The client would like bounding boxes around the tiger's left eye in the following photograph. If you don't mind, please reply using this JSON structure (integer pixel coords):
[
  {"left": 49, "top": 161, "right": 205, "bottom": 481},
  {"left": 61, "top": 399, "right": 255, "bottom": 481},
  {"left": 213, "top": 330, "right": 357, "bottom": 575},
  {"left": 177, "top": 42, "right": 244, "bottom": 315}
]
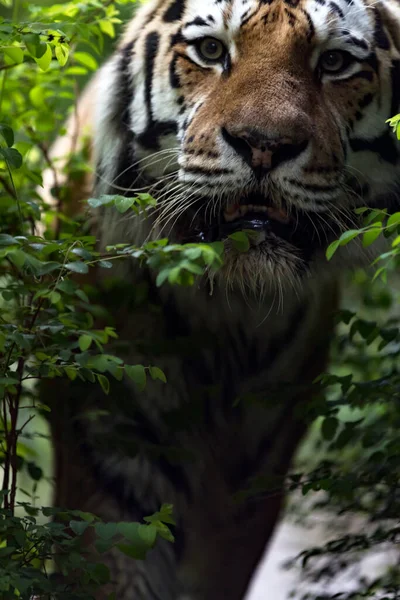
[
  {"left": 319, "top": 50, "right": 352, "bottom": 74},
  {"left": 196, "top": 37, "right": 226, "bottom": 63}
]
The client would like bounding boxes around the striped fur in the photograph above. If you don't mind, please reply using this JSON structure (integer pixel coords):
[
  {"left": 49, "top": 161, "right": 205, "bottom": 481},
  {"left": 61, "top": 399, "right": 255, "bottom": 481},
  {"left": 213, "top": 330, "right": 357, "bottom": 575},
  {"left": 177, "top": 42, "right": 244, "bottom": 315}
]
[{"left": 45, "top": 0, "right": 400, "bottom": 598}]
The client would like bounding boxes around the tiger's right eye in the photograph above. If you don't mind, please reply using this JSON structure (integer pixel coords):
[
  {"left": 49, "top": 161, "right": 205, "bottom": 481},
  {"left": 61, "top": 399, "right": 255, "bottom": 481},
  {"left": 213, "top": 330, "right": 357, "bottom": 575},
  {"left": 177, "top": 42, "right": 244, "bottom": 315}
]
[{"left": 195, "top": 37, "right": 227, "bottom": 63}]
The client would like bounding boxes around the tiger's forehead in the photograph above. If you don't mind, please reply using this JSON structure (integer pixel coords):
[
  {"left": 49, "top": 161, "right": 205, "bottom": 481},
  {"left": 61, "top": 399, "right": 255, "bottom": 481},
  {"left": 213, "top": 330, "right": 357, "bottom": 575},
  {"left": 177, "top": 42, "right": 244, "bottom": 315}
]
[{"left": 182, "top": 0, "right": 374, "bottom": 48}]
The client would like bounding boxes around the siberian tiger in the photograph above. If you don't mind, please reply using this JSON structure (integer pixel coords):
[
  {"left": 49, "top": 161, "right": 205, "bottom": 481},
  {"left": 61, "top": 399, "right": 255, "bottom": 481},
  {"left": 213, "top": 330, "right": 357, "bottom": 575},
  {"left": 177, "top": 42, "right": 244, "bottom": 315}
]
[{"left": 44, "top": 0, "right": 400, "bottom": 598}]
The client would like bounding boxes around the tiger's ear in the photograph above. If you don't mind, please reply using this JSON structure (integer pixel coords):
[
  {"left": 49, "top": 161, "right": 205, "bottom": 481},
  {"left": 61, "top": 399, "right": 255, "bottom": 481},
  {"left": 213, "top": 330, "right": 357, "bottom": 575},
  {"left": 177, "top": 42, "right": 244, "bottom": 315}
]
[{"left": 376, "top": 1, "right": 400, "bottom": 56}]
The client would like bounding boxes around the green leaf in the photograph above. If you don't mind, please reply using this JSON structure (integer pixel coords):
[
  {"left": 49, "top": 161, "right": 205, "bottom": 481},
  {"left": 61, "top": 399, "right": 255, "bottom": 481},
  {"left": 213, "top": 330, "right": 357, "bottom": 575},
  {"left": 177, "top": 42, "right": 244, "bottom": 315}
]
[
  {"left": 98, "top": 260, "right": 113, "bottom": 269},
  {"left": 36, "top": 261, "right": 60, "bottom": 275},
  {"left": 326, "top": 239, "right": 340, "bottom": 260},
  {"left": 0, "top": 376, "right": 19, "bottom": 386},
  {"left": 27, "top": 462, "right": 43, "bottom": 481},
  {"left": 29, "top": 85, "right": 46, "bottom": 108},
  {"left": 117, "top": 542, "right": 147, "bottom": 560},
  {"left": 321, "top": 417, "right": 339, "bottom": 441},
  {"left": 137, "top": 192, "right": 157, "bottom": 207},
  {"left": 92, "top": 562, "right": 111, "bottom": 585},
  {"left": 95, "top": 538, "right": 115, "bottom": 554},
  {"left": 34, "top": 43, "right": 52, "bottom": 71},
  {"left": 74, "top": 51, "right": 98, "bottom": 70},
  {"left": 0, "top": 332, "right": 5, "bottom": 353},
  {"left": 156, "top": 269, "right": 170, "bottom": 287},
  {"left": 228, "top": 231, "right": 250, "bottom": 252},
  {"left": 0, "top": 123, "right": 14, "bottom": 147},
  {"left": 168, "top": 266, "right": 183, "bottom": 284},
  {"left": 125, "top": 365, "right": 147, "bottom": 391},
  {"left": 116, "top": 522, "right": 156, "bottom": 559},
  {"left": 184, "top": 247, "right": 202, "bottom": 260},
  {"left": 69, "top": 520, "right": 90, "bottom": 536},
  {"left": 8, "top": 250, "right": 26, "bottom": 269},
  {"left": 79, "top": 334, "right": 93, "bottom": 352},
  {"left": 362, "top": 227, "right": 381, "bottom": 247},
  {"left": 114, "top": 196, "right": 134, "bottom": 213},
  {"left": 95, "top": 522, "right": 118, "bottom": 541},
  {"left": 149, "top": 366, "right": 167, "bottom": 383},
  {"left": 87, "top": 195, "right": 115, "bottom": 208},
  {"left": 50, "top": 291, "right": 61, "bottom": 304},
  {"left": 338, "top": 229, "right": 361, "bottom": 246},
  {"left": 137, "top": 523, "right": 157, "bottom": 548},
  {"left": 55, "top": 44, "right": 69, "bottom": 67},
  {"left": 76, "top": 289, "right": 90, "bottom": 303},
  {"left": 98, "top": 374, "right": 110, "bottom": 395},
  {"left": 0, "top": 147, "right": 22, "bottom": 169},
  {"left": 24, "top": 33, "right": 42, "bottom": 57},
  {"left": 0, "top": 233, "right": 19, "bottom": 245},
  {"left": 65, "top": 261, "right": 89, "bottom": 274},
  {"left": 64, "top": 366, "right": 78, "bottom": 381},
  {"left": 99, "top": 19, "right": 115, "bottom": 38},
  {"left": 387, "top": 212, "right": 400, "bottom": 229},
  {"left": 3, "top": 46, "right": 24, "bottom": 64}
]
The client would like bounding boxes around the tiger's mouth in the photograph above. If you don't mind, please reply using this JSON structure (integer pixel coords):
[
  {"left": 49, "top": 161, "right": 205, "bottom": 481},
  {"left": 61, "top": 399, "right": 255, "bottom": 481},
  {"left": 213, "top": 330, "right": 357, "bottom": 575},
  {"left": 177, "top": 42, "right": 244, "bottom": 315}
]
[
  {"left": 218, "top": 202, "right": 293, "bottom": 243},
  {"left": 180, "top": 192, "right": 321, "bottom": 255}
]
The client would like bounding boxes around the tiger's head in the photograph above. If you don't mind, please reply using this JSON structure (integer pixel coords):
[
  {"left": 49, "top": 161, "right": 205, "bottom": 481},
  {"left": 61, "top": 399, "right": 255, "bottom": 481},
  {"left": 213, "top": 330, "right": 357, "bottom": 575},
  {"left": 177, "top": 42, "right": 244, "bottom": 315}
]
[{"left": 95, "top": 0, "right": 400, "bottom": 292}]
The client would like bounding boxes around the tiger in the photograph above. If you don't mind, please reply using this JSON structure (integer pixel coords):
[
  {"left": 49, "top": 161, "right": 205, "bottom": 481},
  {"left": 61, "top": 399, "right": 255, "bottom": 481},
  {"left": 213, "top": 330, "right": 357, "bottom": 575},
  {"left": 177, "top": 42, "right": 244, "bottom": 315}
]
[{"left": 43, "top": 0, "right": 400, "bottom": 598}]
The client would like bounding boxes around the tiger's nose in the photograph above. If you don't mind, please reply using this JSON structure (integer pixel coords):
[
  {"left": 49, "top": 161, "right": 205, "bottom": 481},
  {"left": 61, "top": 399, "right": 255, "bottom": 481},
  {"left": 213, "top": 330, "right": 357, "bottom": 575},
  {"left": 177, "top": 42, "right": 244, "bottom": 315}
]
[{"left": 221, "top": 126, "right": 309, "bottom": 176}]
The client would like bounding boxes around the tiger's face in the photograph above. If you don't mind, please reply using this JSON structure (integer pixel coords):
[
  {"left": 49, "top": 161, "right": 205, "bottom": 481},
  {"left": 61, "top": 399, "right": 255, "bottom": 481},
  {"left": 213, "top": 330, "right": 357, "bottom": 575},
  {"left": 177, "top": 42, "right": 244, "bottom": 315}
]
[{"left": 97, "top": 0, "right": 400, "bottom": 291}]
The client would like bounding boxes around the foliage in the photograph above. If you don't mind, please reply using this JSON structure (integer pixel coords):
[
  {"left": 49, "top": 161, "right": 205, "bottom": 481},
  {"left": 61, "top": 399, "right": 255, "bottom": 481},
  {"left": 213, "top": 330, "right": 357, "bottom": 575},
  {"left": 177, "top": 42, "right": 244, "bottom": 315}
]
[
  {"left": 0, "top": 501, "right": 175, "bottom": 598},
  {"left": 286, "top": 230, "right": 400, "bottom": 594},
  {"left": 0, "top": 0, "right": 207, "bottom": 597}
]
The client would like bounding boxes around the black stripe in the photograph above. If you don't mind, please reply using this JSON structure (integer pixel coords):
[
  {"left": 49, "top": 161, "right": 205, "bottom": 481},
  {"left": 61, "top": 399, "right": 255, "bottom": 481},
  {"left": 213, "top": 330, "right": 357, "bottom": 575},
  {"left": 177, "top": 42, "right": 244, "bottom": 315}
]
[
  {"left": 300, "top": 8, "right": 315, "bottom": 43},
  {"left": 184, "top": 165, "right": 233, "bottom": 176},
  {"left": 163, "top": 0, "right": 186, "bottom": 22},
  {"left": 284, "top": 0, "right": 300, "bottom": 8},
  {"left": 170, "top": 52, "right": 181, "bottom": 88},
  {"left": 346, "top": 34, "right": 369, "bottom": 51},
  {"left": 284, "top": 8, "right": 297, "bottom": 26},
  {"left": 359, "top": 93, "right": 374, "bottom": 110},
  {"left": 76, "top": 433, "right": 159, "bottom": 520},
  {"left": 287, "top": 180, "right": 338, "bottom": 193},
  {"left": 144, "top": 31, "right": 160, "bottom": 126},
  {"left": 329, "top": 1, "right": 344, "bottom": 18},
  {"left": 374, "top": 11, "right": 390, "bottom": 50},
  {"left": 142, "top": 32, "right": 179, "bottom": 151},
  {"left": 185, "top": 16, "right": 208, "bottom": 27},
  {"left": 241, "top": 10, "right": 256, "bottom": 27},
  {"left": 107, "top": 131, "right": 140, "bottom": 195},
  {"left": 175, "top": 49, "right": 209, "bottom": 70},
  {"left": 111, "top": 41, "right": 135, "bottom": 133},
  {"left": 169, "top": 30, "right": 184, "bottom": 49},
  {"left": 349, "top": 131, "right": 398, "bottom": 164},
  {"left": 390, "top": 60, "right": 400, "bottom": 118},
  {"left": 137, "top": 121, "right": 178, "bottom": 150},
  {"left": 229, "top": 303, "right": 310, "bottom": 490}
]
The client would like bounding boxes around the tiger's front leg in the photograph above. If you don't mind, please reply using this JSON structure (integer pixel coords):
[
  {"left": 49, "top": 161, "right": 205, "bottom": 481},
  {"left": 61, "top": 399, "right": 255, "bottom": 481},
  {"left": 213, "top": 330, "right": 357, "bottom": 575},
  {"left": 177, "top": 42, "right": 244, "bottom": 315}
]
[
  {"left": 47, "top": 280, "right": 337, "bottom": 600},
  {"left": 49, "top": 375, "right": 311, "bottom": 600}
]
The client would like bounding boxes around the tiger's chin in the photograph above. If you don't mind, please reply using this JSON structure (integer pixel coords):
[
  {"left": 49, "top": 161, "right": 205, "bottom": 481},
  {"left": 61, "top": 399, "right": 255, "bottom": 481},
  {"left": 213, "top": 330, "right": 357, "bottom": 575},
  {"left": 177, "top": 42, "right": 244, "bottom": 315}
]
[
  {"left": 214, "top": 238, "right": 308, "bottom": 297},
  {"left": 169, "top": 192, "right": 337, "bottom": 296}
]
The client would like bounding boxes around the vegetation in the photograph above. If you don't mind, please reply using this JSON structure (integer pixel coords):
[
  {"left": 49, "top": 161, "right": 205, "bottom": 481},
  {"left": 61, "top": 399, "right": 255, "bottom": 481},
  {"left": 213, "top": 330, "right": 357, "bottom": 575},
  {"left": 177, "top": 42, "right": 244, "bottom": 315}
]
[{"left": 1, "top": 0, "right": 400, "bottom": 598}]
